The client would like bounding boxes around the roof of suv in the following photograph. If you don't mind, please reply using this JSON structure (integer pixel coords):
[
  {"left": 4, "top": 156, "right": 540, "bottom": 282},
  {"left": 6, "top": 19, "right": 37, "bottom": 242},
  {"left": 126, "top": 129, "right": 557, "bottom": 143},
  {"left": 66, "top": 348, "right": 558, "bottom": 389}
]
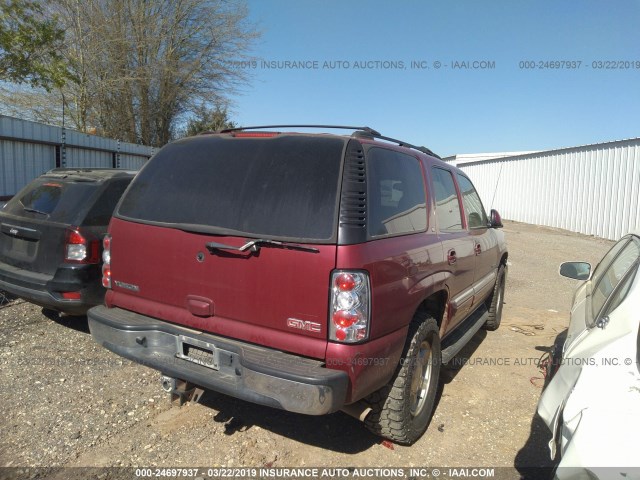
[
  {"left": 44, "top": 168, "right": 137, "bottom": 182},
  {"left": 200, "top": 125, "right": 442, "bottom": 159}
]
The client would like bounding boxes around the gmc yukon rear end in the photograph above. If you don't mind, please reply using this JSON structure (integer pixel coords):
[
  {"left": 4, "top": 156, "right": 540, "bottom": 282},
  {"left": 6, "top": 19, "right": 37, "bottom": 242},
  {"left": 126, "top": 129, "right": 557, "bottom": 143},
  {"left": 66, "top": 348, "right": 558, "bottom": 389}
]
[{"left": 89, "top": 127, "right": 507, "bottom": 444}]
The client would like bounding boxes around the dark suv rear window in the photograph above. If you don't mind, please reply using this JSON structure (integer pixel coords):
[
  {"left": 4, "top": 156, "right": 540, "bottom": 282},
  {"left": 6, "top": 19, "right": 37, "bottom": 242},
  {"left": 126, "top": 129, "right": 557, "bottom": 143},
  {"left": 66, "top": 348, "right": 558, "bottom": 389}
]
[
  {"left": 3, "top": 178, "right": 97, "bottom": 223},
  {"left": 20, "top": 182, "right": 63, "bottom": 214},
  {"left": 117, "top": 136, "right": 346, "bottom": 241}
]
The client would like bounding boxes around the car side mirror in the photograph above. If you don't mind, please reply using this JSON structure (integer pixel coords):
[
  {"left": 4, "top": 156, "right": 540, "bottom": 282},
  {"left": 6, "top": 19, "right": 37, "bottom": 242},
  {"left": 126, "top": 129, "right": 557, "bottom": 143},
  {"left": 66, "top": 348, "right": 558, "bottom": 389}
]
[
  {"left": 559, "top": 261, "right": 591, "bottom": 281},
  {"left": 489, "top": 209, "right": 503, "bottom": 228}
]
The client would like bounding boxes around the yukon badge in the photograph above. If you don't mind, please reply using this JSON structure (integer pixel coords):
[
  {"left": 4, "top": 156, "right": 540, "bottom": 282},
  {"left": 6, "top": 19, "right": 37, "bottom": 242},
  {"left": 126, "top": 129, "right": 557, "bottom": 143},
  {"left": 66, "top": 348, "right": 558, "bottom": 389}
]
[
  {"left": 286, "top": 318, "right": 321, "bottom": 333},
  {"left": 114, "top": 280, "right": 140, "bottom": 292}
]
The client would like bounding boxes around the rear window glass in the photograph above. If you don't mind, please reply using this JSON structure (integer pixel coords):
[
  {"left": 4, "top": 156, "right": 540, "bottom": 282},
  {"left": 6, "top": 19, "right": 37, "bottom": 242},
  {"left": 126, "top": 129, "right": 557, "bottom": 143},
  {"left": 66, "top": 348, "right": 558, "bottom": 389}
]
[
  {"left": 117, "top": 136, "right": 345, "bottom": 241},
  {"left": 20, "top": 182, "right": 62, "bottom": 215},
  {"left": 3, "top": 178, "right": 96, "bottom": 223}
]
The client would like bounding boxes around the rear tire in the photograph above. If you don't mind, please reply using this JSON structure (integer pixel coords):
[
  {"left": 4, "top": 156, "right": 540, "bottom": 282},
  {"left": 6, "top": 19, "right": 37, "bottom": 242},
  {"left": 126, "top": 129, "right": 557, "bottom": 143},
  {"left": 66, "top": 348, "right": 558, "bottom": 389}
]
[
  {"left": 484, "top": 264, "right": 505, "bottom": 331},
  {"left": 364, "top": 314, "right": 441, "bottom": 445}
]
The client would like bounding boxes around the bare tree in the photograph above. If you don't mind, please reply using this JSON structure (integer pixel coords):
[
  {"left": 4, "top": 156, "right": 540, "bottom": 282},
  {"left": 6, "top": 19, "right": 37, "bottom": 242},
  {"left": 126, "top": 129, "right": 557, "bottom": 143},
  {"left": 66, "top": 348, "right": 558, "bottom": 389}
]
[
  {"left": 0, "top": 84, "right": 62, "bottom": 122},
  {"left": 3, "top": 0, "right": 257, "bottom": 146}
]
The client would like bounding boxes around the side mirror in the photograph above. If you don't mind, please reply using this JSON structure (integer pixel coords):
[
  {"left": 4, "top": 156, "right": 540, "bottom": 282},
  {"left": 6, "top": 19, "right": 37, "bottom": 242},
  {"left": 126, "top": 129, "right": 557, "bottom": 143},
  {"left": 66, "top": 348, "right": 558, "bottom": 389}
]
[
  {"left": 489, "top": 209, "right": 503, "bottom": 228},
  {"left": 559, "top": 261, "right": 591, "bottom": 281}
]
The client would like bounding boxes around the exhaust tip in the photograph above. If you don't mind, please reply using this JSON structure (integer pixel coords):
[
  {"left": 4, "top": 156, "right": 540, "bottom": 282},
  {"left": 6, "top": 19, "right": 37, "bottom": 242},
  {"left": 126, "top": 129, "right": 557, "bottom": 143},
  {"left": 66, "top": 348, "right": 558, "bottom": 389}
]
[{"left": 341, "top": 402, "right": 372, "bottom": 422}]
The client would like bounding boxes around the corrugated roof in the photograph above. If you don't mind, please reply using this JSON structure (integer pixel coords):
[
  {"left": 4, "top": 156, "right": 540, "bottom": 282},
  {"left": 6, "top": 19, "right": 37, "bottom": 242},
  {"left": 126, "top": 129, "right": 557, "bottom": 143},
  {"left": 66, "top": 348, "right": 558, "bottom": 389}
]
[
  {"left": 443, "top": 151, "right": 540, "bottom": 165},
  {"left": 447, "top": 137, "right": 640, "bottom": 167}
]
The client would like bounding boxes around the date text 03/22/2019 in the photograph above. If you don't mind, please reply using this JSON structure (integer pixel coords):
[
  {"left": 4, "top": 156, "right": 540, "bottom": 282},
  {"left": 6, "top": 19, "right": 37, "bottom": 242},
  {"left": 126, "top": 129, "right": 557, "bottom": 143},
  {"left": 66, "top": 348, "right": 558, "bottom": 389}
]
[{"left": 519, "top": 60, "right": 640, "bottom": 69}]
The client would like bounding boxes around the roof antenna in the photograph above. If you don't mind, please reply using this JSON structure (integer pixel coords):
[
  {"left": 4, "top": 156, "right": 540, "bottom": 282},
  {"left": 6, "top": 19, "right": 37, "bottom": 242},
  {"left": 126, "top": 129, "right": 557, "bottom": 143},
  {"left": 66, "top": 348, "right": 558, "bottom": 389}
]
[{"left": 490, "top": 162, "right": 503, "bottom": 210}]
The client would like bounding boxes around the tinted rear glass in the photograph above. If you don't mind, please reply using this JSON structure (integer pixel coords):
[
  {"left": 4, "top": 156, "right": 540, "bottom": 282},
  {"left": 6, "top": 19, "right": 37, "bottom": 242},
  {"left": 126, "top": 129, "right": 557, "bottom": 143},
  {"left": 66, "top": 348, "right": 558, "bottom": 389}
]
[
  {"left": 3, "top": 178, "right": 97, "bottom": 223},
  {"left": 117, "top": 136, "right": 346, "bottom": 241},
  {"left": 21, "top": 182, "right": 62, "bottom": 214}
]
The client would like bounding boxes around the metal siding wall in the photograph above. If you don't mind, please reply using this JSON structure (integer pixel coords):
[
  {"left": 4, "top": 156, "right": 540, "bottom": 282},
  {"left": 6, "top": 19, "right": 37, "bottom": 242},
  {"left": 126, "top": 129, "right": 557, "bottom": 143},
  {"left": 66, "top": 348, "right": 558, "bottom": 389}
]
[
  {"left": 1, "top": 115, "right": 153, "bottom": 197},
  {"left": 459, "top": 140, "right": 640, "bottom": 241},
  {"left": 118, "top": 154, "right": 146, "bottom": 170},
  {"left": 0, "top": 140, "right": 55, "bottom": 196},
  {"left": 65, "top": 129, "right": 118, "bottom": 152},
  {"left": 65, "top": 147, "right": 113, "bottom": 168},
  {"left": 0, "top": 116, "right": 59, "bottom": 144}
]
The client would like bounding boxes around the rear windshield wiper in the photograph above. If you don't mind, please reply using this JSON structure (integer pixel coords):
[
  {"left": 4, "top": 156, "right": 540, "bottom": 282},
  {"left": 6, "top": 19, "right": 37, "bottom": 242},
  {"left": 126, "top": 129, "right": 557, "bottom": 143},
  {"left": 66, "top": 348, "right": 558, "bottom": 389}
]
[
  {"left": 206, "top": 238, "right": 319, "bottom": 254},
  {"left": 23, "top": 207, "right": 49, "bottom": 216}
]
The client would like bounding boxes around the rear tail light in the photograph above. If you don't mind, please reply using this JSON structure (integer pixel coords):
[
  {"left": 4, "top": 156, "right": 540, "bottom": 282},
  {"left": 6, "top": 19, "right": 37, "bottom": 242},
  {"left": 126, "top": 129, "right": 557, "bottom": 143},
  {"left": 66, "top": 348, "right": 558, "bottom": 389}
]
[
  {"left": 64, "top": 227, "right": 100, "bottom": 264},
  {"left": 329, "top": 271, "right": 370, "bottom": 343},
  {"left": 61, "top": 291, "right": 81, "bottom": 300},
  {"left": 102, "top": 234, "right": 111, "bottom": 288}
]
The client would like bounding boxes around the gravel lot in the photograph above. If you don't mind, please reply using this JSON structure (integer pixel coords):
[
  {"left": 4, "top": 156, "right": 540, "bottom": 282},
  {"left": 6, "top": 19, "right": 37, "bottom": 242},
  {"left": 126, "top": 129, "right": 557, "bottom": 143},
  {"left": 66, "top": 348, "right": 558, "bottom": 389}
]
[{"left": 0, "top": 221, "right": 614, "bottom": 479}]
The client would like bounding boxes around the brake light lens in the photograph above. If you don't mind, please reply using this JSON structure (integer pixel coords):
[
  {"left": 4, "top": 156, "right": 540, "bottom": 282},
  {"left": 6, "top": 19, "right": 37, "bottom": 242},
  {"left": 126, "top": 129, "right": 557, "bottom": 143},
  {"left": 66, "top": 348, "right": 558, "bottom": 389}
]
[
  {"left": 102, "top": 234, "right": 111, "bottom": 288},
  {"left": 61, "top": 291, "right": 81, "bottom": 300},
  {"left": 65, "top": 228, "right": 100, "bottom": 264},
  {"left": 335, "top": 272, "right": 356, "bottom": 291},
  {"left": 329, "top": 271, "right": 370, "bottom": 343}
]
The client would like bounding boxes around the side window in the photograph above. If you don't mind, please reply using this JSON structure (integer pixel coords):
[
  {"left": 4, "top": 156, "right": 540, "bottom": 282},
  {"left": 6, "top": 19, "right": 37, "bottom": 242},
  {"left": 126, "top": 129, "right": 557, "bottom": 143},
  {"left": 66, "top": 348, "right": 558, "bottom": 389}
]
[
  {"left": 456, "top": 174, "right": 488, "bottom": 229},
  {"left": 590, "top": 238, "right": 628, "bottom": 286},
  {"left": 591, "top": 237, "right": 640, "bottom": 319},
  {"left": 367, "top": 148, "right": 427, "bottom": 237},
  {"left": 83, "top": 180, "right": 131, "bottom": 226},
  {"left": 601, "top": 263, "right": 637, "bottom": 318},
  {"left": 431, "top": 167, "right": 463, "bottom": 232}
]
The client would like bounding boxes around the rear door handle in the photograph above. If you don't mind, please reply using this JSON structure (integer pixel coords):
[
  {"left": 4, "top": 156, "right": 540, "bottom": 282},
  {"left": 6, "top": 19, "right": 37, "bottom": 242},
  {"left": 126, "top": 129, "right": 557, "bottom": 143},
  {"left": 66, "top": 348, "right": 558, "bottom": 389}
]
[
  {"left": 447, "top": 249, "right": 457, "bottom": 265},
  {"left": 475, "top": 243, "right": 482, "bottom": 255}
]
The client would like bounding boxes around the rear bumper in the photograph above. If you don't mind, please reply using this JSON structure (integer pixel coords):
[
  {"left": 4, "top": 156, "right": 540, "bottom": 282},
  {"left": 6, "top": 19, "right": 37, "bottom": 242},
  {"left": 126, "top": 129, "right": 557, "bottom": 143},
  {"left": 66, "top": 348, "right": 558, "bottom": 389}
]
[
  {"left": 88, "top": 305, "right": 349, "bottom": 415},
  {"left": 0, "top": 259, "right": 103, "bottom": 314}
]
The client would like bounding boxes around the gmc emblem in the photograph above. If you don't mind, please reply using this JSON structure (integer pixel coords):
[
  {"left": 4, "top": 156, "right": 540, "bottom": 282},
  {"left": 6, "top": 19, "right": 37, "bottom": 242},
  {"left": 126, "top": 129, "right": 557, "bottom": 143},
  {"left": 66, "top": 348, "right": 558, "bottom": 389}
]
[{"left": 286, "top": 318, "right": 321, "bottom": 333}]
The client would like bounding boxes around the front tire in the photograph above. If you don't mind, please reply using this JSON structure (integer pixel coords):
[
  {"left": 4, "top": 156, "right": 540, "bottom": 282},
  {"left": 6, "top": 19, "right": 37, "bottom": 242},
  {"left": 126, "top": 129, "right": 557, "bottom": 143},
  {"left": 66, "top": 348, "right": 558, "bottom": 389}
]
[{"left": 364, "top": 314, "right": 441, "bottom": 445}]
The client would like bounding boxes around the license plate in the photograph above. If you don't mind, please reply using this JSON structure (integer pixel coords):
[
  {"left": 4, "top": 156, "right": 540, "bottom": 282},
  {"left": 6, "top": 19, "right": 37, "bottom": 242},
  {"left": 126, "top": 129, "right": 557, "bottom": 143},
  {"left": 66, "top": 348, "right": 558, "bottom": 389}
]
[
  {"left": 6, "top": 237, "right": 35, "bottom": 259},
  {"left": 176, "top": 335, "right": 219, "bottom": 370}
]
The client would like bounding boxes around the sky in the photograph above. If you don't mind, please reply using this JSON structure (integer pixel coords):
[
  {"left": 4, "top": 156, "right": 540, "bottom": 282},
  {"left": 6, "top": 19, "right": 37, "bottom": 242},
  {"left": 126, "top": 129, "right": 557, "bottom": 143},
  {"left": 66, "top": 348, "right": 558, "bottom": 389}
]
[{"left": 230, "top": 0, "right": 640, "bottom": 157}]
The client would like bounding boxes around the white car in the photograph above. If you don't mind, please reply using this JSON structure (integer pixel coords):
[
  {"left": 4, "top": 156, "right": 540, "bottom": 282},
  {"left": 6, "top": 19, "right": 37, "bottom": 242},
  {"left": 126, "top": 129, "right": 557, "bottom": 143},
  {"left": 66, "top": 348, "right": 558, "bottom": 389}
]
[{"left": 538, "top": 232, "right": 640, "bottom": 479}]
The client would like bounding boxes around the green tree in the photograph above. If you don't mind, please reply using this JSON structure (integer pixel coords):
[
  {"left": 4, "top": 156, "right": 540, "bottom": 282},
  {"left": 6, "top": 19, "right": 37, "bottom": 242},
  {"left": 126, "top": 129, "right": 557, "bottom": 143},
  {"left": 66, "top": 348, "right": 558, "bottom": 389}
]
[
  {"left": 184, "top": 104, "right": 237, "bottom": 137},
  {"left": 0, "top": 0, "right": 73, "bottom": 90}
]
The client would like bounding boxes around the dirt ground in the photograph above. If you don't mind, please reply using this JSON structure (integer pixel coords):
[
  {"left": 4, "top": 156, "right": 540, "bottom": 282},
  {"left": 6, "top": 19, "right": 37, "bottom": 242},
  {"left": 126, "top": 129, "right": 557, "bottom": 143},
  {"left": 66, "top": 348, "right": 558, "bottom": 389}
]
[{"left": 0, "top": 221, "right": 614, "bottom": 479}]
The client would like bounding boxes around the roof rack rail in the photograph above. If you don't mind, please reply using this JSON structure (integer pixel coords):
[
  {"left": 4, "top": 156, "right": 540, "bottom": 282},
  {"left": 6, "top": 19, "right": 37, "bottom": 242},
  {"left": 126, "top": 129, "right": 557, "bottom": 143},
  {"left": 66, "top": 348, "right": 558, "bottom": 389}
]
[
  {"left": 351, "top": 130, "right": 441, "bottom": 159},
  {"left": 215, "top": 125, "right": 381, "bottom": 135},
  {"left": 209, "top": 124, "right": 440, "bottom": 159}
]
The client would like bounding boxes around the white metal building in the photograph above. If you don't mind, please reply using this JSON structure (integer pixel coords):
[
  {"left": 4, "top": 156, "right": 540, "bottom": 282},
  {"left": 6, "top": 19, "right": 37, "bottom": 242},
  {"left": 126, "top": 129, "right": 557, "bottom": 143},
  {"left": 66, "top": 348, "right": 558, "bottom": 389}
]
[{"left": 444, "top": 138, "right": 640, "bottom": 241}]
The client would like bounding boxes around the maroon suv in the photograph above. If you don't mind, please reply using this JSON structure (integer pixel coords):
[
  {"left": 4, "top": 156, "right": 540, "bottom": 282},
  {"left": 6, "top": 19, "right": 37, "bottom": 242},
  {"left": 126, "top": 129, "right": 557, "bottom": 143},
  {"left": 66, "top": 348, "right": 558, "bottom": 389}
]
[{"left": 88, "top": 126, "right": 507, "bottom": 444}]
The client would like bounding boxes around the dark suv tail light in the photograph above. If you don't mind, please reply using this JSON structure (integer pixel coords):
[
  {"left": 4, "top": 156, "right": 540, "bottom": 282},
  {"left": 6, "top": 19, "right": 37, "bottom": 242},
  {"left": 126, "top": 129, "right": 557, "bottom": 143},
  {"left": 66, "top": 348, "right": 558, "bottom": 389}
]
[
  {"left": 329, "top": 270, "right": 370, "bottom": 343},
  {"left": 102, "top": 234, "right": 111, "bottom": 288},
  {"left": 64, "top": 227, "right": 100, "bottom": 264}
]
